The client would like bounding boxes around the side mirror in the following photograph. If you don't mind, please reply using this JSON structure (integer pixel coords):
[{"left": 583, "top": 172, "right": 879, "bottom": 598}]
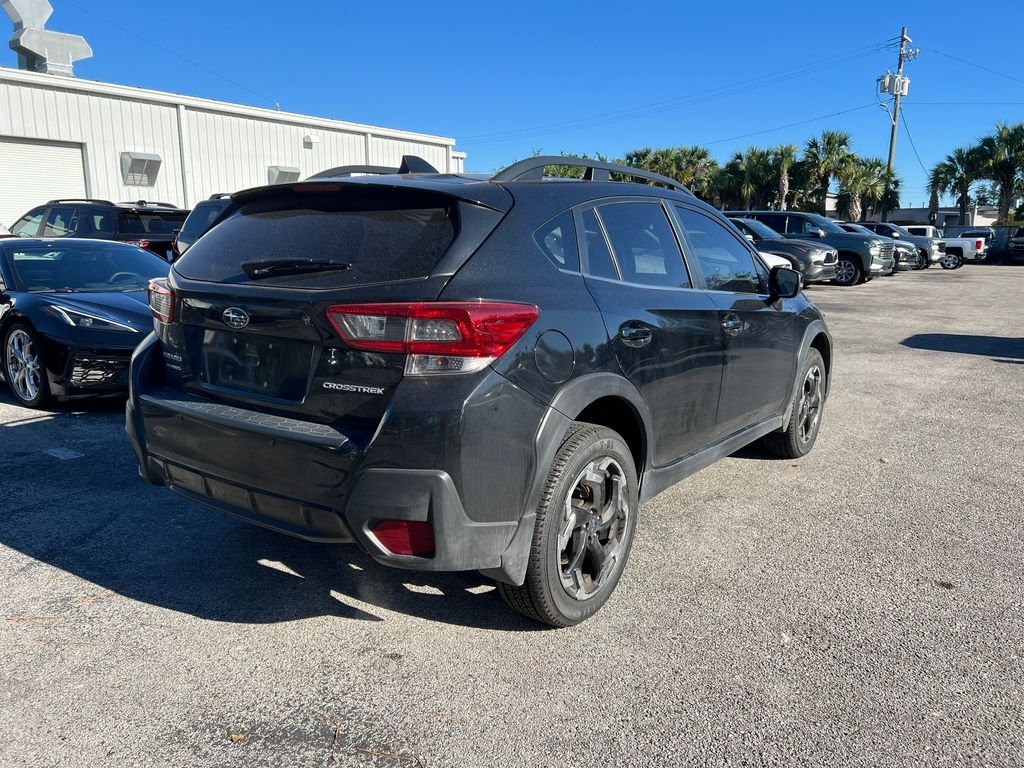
[
  {"left": 769, "top": 265, "right": 802, "bottom": 299},
  {"left": 807, "top": 226, "right": 826, "bottom": 238},
  {"left": 744, "top": 233, "right": 755, "bottom": 242}
]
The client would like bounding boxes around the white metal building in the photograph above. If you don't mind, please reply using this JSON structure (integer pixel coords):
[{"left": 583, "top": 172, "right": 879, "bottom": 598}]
[{"left": 0, "top": 66, "right": 466, "bottom": 228}]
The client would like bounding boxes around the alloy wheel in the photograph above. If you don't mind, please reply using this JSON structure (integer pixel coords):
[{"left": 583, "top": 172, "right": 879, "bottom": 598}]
[
  {"left": 5, "top": 329, "right": 41, "bottom": 402},
  {"left": 835, "top": 260, "right": 855, "bottom": 285},
  {"left": 797, "top": 365, "right": 823, "bottom": 444},
  {"left": 557, "top": 457, "right": 629, "bottom": 601}
]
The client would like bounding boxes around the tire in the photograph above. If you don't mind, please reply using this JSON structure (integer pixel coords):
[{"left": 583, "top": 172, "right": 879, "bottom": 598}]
[
  {"left": 3, "top": 322, "right": 51, "bottom": 408},
  {"left": 496, "top": 422, "right": 639, "bottom": 627},
  {"left": 941, "top": 252, "right": 963, "bottom": 270},
  {"left": 761, "top": 348, "right": 826, "bottom": 459},
  {"left": 831, "top": 255, "right": 861, "bottom": 287}
]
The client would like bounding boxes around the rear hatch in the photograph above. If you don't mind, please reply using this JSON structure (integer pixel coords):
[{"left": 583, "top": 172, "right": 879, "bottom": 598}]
[
  {"left": 161, "top": 182, "right": 508, "bottom": 443},
  {"left": 116, "top": 209, "right": 188, "bottom": 258}
]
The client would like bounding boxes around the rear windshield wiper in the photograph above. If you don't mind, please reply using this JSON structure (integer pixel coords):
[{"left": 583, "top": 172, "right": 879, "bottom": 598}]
[{"left": 241, "top": 258, "right": 352, "bottom": 279}]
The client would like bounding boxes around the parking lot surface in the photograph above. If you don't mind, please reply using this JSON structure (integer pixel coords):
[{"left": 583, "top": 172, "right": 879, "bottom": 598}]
[{"left": 1, "top": 265, "right": 1022, "bottom": 767}]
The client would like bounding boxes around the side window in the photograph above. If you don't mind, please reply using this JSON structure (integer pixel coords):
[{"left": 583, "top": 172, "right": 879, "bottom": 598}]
[
  {"left": 534, "top": 210, "right": 580, "bottom": 271},
  {"left": 754, "top": 213, "right": 786, "bottom": 233},
  {"left": 674, "top": 206, "right": 767, "bottom": 294},
  {"left": 43, "top": 207, "right": 78, "bottom": 237},
  {"left": 596, "top": 202, "right": 690, "bottom": 288},
  {"left": 785, "top": 215, "right": 814, "bottom": 235},
  {"left": 11, "top": 210, "right": 44, "bottom": 237},
  {"left": 581, "top": 208, "right": 619, "bottom": 280}
]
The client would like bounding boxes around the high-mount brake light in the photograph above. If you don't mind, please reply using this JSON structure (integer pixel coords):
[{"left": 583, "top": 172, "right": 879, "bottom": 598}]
[
  {"left": 326, "top": 301, "right": 540, "bottom": 376},
  {"left": 148, "top": 278, "right": 175, "bottom": 323}
]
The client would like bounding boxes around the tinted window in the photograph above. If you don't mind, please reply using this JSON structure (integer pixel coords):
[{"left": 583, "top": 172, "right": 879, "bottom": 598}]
[
  {"left": 174, "top": 189, "right": 457, "bottom": 288},
  {"left": 116, "top": 211, "right": 187, "bottom": 237},
  {"left": 753, "top": 213, "right": 786, "bottom": 233},
  {"left": 675, "top": 206, "right": 766, "bottom": 294},
  {"left": 534, "top": 210, "right": 579, "bottom": 270},
  {"left": 785, "top": 215, "right": 817, "bottom": 235},
  {"left": 43, "top": 206, "right": 78, "bottom": 237},
  {"left": 8, "top": 241, "right": 168, "bottom": 292},
  {"left": 11, "top": 210, "right": 44, "bottom": 237},
  {"left": 581, "top": 208, "right": 618, "bottom": 280},
  {"left": 179, "top": 200, "right": 231, "bottom": 243},
  {"left": 597, "top": 202, "right": 689, "bottom": 288}
]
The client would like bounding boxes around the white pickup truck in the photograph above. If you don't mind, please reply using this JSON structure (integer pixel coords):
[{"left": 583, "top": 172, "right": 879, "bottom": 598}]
[{"left": 905, "top": 225, "right": 987, "bottom": 267}]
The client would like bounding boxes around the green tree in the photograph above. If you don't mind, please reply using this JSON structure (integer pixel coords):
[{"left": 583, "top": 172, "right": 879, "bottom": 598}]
[
  {"left": 929, "top": 146, "right": 984, "bottom": 225},
  {"left": 803, "top": 130, "right": 853, "bottom": 215},
  {"left": 976, "top": 122, "right": 1024, "bottom": 224},
  {"left": 838, "top": 158, "right": 887, "bottom": 222}
]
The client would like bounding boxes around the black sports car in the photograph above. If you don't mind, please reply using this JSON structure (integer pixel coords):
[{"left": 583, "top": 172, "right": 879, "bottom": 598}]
[{"left": 0, "top": 238, "right": 168, "bottom": 408}]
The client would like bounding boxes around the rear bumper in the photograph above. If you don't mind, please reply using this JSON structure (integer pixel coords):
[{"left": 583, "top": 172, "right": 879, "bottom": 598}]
[{"left": 125, "top": 335, "right": 543, "bottom": 579}]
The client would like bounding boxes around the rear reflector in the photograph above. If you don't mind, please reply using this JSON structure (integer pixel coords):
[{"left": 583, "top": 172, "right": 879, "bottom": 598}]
[
  {"left": 148, "top": 278, "right": 175, "bottom": 323},
  {"left": 326, "top": 301, "right": 539, "bottom": 375},
  {"left": 372, "top": 520, "right": 434, "bottom": 557}
]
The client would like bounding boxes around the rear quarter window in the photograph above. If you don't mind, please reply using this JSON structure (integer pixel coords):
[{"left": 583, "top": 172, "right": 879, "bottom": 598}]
[{"left": 173, "top": 189, "right": 457, "bottom": 288}]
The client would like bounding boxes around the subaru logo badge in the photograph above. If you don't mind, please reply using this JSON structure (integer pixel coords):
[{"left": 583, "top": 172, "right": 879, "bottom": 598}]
[{"left": 222, "top": 307, "right": 249, "bottom": 329}]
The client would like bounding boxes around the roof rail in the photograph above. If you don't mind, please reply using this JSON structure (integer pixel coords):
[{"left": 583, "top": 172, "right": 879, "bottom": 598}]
[
  {"left": 208, "top": 192, "right": 231, "bottom": 199},
  {"left": 491, "top": 156, "right": 692, "bottom": 194},
  {"left": 120, "top": 200, "right": 181, "bottom": 208},
  {"left": 307, "top": 154, "right": 440, "bottom": 180},
  {"left": 47, "top": 198, "right": 115, "bottom": 205}
]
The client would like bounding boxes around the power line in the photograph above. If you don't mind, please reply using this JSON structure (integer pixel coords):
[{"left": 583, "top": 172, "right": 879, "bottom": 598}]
[
  {"left": 931, "top": 49, "right": 1024, "bottom": 87},
  {"left": 898, "top": 111, "right": 929, "bottom": 174},
  {"left": 60, "top": 0, "right": 279, "bottom": 107},
  {"left": 462, "top": 43, "right": 889, "bottom": 144},
  {"left": 700, "top": 103, "right": 878, "bottom": 146}
]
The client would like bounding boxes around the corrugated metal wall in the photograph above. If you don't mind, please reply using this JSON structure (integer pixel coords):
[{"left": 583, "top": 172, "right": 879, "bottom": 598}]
[{"left": 0, "top": 69, "right": 462, "bottom": 214}]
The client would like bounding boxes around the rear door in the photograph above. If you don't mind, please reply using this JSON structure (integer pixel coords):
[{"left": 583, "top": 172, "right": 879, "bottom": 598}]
[
  {"left": 672, "top": 205, "right": 798, "bottom": 440},
  {"left": 578, "top": 198, "right": 723, "bottom": 467}
]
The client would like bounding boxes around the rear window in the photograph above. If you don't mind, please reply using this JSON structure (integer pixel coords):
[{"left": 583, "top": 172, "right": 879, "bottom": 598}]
[
  {"left": 116, "top": 211, "right": 188, "bottom": 237},
  {"left": 173, "top": 189, "right": 457, "bottom": 287},
  {"left": 179, "top": 200, "right": 231, "bottom": 242}
]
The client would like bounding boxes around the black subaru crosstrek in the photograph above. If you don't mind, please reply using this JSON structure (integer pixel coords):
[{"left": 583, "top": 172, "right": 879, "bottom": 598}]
[{"left": 126, "top": 156, "right": 832, "bottom": 627}]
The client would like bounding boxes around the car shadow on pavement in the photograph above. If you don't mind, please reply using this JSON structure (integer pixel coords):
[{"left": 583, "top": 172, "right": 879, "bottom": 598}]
[
  {"left": 901, "top": 333, "right": 1024, "bottom": 362},
  {"left": 0, "top": 391, "right": 545, "bottom": 632}
]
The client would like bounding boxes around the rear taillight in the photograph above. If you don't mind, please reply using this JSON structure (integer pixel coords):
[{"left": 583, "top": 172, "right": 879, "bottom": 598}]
[
  {"left": 126, "top": 239, "right": 151, "bottom": 248},
  {"left": 976, "top": 239, "right": 984, "bottom": 250},
  {"left": 372, "top": 520, "right": 434, "bottom": 557},
  {"left": 148, "top": 278, "right": 175, "bottom": 323},
  {"left": 326, "top": 301, "right": 539, "bottom": 376}
]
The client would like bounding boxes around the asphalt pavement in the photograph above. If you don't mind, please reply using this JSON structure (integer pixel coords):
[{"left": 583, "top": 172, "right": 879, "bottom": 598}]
[{"left": 1, "top": 264, "right": 1022, "bottom": 767}]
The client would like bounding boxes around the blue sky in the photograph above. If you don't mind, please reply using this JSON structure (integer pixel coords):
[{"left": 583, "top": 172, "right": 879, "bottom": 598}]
[{"left": 5, "top": 0, "right": 1023, "bottom": 206}]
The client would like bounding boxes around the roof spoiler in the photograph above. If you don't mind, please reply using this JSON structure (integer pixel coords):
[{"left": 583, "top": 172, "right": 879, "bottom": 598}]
[{"left": 307, "top": 154, "right": 440, "bottom": 180}]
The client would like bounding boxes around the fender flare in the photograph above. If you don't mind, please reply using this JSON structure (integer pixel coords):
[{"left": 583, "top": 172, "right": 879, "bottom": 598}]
[
  {"left": 782, "top": 319, "right": 832, "bottom": 429},
  {"left": 483, "top": 372, "right": 653, "bottom": 586}
]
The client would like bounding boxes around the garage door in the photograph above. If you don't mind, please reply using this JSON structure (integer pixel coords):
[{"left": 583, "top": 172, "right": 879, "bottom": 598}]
[{"left": 0, "top": 137, "right": 87, "bottom": 231}]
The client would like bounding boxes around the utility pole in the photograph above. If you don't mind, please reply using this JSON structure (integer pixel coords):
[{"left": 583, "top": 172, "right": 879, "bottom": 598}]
[{"left": 878, "top": 27, "right": 918, "bottom": 222}]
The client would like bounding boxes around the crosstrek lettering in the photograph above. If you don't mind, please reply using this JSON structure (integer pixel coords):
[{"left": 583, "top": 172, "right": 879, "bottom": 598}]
[{"left": 323, "top": 382, "right": 385, "bottom": 395}]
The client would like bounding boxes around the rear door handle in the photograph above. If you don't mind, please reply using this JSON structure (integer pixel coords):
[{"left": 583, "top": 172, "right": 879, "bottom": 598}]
[
  {"left": 721, "top": 314, "right": 743, "bottom": 337},
  {"left": 619, "top": 324, "right": 653, "bottom": 348}
]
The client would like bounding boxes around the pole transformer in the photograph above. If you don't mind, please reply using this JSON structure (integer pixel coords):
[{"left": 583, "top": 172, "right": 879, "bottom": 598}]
[{"left": 878, "top": 27, "right": 918, "bottom": 222}]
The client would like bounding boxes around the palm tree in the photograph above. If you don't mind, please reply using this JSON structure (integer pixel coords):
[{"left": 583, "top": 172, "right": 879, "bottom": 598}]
[
  {"left": 976, "top": 123, "right": 1024, "bottom": 224},
  {"left": 803, "top": 131, "right": 853, "bottom": 215},
  {"left": 674, "top": 145, "right": 719, "bottom": 199},
  {"left": 722, "top": 147, "right": 774, "bottom": 209},
  {"left": 837, "top": 159, "right": 886, "bottom": 222},
  {"left": 772, "top": 144, "right": 799, "bottom": 210},
  {"left": 929, "top": 146, "right": 984, "bottom": 225}
]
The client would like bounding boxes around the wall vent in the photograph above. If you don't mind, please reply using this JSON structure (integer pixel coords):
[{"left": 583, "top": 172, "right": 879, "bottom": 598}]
[{"left": 120, "top": 152, "right": 162, "bottom": 186}]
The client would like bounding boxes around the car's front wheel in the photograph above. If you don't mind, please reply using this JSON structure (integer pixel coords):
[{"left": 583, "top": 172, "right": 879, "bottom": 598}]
[
  {"left": 762, "top": 348, "right": 826, "bottom": 459},
  {"left": 497, "top": 422, "right": 638, "bottom": 627},
  {"left": 831, "top": 255, "right": 861, "bottom": 286},
  {"left": 3, "top": 322, "right": 51, "bottom": 408}
]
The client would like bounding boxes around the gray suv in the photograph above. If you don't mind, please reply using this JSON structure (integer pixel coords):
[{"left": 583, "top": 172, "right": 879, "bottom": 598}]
[{"left": 727, "top": 210, "right": 894, "bottom": 286}]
